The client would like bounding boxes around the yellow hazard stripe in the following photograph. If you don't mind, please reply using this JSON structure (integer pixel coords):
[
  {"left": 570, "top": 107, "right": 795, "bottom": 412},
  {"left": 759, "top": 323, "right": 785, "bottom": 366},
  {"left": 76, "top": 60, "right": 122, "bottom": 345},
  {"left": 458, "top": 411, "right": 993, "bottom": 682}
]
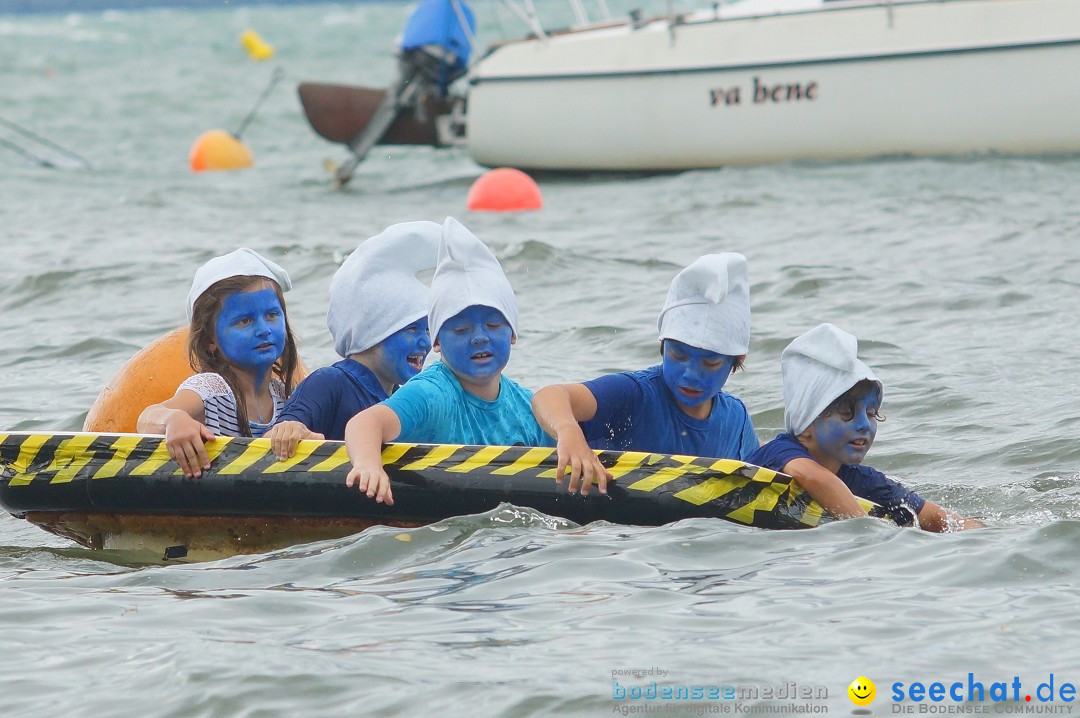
[
  {"left": 606, "top": 451, "right": 651, "bottom": 480},
  {"left": 310, "top": 444, "right": 350, "bottom": 473},
  {"left": 746, "top": 465, "right": 779, "bottom": 483},
  {"left": 216, "top": 440, "right": 270, "bottom": 475},
  {"left": 92, "top": 435, "right": 142, "bottom": 480},
  {"left": 707, "top": 458, "right": 750, "bottom": 476},
  {"left": 8, "top": 434, "right": 52, "bottom": 486},
  {"left": 674, "top": 475, "right": 748, "bottom": 506},
  {"left": 535, "top": 449, "right": 612, "bottom": 480},
  {"left": 491, "top": 447, "right": 555, "bottom": 476},
  {"left": 799, "top": 500, "right": 824, "bottom": 527},
  {"left": 446, "top": 445, "right": 509, "bottom": 474},
  {"left": 725, "top": 484, "right": 784, "bottom": 524},
  {"left": 402, "top": 444, "right": 462, "bottom": 471},
  {"left": 204, "top": 437, "right": 234, "bottom": 463},
  {"left": 130, "top": 440, "right": 177, "bottom": 476},
  {"left": 381, "top": 443, "right": 412, "bottom": 466},
  {"left": 263, "top": 439, "right": 320, "bottom": 474},
  {"left": 626, "top": 464, "right": 695, "bottom": 492},
  {"left": 48, "top": 434, "right": 101, "bottom": 484}
]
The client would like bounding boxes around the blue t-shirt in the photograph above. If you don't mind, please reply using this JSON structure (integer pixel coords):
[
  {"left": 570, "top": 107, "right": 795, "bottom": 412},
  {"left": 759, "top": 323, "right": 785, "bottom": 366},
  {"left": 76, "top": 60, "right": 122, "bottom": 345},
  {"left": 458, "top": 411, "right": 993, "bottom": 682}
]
[
  {"left": 384, "top": 361, "right": 553, "bottom": 447},
  {"left": 748, "top": 433, "right": 926, "bottom": 526},
  {"left": 579, "top": 365, "right": 759, "bottom": 459},
  {"left": 274, "top": 359, "right": 388, "bottom": 441}
]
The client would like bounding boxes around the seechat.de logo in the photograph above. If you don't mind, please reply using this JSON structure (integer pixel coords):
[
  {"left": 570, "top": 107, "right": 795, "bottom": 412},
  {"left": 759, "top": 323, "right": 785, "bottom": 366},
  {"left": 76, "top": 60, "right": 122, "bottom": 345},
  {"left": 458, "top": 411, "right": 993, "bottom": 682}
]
[{"left": 848, "top": 676, "right": 877, "bottom": 707}]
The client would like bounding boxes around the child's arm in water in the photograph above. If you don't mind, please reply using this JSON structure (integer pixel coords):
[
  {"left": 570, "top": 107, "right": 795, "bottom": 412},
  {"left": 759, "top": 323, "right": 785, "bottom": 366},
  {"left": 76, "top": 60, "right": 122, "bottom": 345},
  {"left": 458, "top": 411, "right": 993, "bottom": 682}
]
[
  {"left": 136, "top": 390, "right": 216, "bottom": 478},
  {"left": 267, "top": 421, "right": 325, "bottom": 461},
  {"left": 915, "top": 502, "right": 984, "bottom": 532},
  {"left": 531, "top": 383, "right": 613, "bottom": 495},
  {"left": 343, "top": 405, "right": 401, "bottom": 505},
  {"left": 781, "top": 458, "right": 868, "bottom": 519}
]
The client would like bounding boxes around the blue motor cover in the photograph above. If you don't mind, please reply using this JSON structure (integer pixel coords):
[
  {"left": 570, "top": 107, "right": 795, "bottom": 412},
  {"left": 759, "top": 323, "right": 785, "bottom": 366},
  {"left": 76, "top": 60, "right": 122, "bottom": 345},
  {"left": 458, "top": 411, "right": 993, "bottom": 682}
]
[{"left": 400, "top": 0, "right": 477, "bottom": 73}]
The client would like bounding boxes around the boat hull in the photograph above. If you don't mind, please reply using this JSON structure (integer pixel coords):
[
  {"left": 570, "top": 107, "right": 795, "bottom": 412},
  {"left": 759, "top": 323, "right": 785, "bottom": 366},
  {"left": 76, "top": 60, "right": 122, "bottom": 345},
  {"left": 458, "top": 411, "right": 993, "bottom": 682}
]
[
  {"left": 297, "top": 82, "right": 453, "bottom": 147},
  {"left": 465, "top": 0, "right": 1080, "bottom": 169}
]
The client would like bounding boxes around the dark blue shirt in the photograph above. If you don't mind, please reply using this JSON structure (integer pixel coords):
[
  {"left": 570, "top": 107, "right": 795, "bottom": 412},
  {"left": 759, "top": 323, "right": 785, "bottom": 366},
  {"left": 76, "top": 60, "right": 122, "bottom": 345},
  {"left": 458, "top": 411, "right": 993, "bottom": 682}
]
[
  {"left": 580, "top": 365, "right": 758, "bottom": 459},
  {"left": 273, "top": 359, "right": 388, "bottom": 441},
  {"left": 748, "top": 433, "right": 926, "bottom": 526}
]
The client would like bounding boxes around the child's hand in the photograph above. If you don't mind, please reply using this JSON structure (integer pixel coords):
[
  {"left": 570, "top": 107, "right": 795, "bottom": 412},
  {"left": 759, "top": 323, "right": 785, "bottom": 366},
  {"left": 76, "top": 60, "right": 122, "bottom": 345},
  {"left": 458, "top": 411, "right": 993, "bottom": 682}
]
[
  {"left": 555, "top": 430, "right": 613, "bottom": 496},
  {"left": 268, "top": 421, "right": 324, "bottom": 460},
  {"left": 345, "top": 463, "right": 395, "bottom": 506},
  {"left": 163, "top": 413, "right": 216, "bottom": 478}
]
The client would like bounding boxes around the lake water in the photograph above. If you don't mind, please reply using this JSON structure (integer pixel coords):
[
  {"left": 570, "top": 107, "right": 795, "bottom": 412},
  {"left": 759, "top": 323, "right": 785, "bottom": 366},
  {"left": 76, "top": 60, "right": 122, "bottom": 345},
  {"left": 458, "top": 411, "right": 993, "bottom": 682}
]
[{"left": 2, "top": 2, "right": 1080, "bottom": 716}]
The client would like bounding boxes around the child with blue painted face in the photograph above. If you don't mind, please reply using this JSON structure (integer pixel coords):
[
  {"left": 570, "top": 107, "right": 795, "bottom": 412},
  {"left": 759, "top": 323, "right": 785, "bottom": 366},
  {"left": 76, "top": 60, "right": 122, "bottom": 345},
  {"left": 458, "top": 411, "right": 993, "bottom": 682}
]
[
  {"left": 137, "top": 249, "right": 299, "bottom": 478},
  {"left": 343, "top": 217, "right": 551, "bottom": 505},
  {"left": 532, "top": 253, "right": 758, "bottom": 495},
  {"left": 748, "top": 323, "right": 981, "bottom": 531},
  {"left": 267, "top": 222, "right": 439, "bottom": 459}
]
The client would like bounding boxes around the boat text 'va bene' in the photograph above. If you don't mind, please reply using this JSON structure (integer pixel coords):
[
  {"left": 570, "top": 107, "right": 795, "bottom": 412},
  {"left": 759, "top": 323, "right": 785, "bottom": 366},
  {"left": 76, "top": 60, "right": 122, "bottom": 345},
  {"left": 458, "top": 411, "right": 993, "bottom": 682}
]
[{"left": 709, "top": 77, "right": 818, "bottom": 107}]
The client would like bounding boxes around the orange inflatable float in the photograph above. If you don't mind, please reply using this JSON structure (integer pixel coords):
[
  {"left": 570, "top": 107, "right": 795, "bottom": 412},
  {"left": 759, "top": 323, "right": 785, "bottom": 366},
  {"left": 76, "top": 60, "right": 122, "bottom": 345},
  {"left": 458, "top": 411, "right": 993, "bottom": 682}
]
[{"left": 83, "top": 327, "right": 306, "bottom": 433}]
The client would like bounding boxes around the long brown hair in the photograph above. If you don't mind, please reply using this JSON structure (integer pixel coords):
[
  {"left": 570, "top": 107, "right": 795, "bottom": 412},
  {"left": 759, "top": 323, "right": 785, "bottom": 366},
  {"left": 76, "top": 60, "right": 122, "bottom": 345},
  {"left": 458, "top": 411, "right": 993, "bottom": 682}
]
[{"left": 188, "top": 275, "right": 299, "bottom": 436}]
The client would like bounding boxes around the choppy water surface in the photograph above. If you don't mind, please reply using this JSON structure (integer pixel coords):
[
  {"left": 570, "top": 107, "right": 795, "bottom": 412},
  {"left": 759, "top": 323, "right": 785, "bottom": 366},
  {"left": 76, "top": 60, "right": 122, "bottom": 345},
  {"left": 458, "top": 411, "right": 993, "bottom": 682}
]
[{"left": 2, "top": 3, "right": 1080, "bottom": 717}]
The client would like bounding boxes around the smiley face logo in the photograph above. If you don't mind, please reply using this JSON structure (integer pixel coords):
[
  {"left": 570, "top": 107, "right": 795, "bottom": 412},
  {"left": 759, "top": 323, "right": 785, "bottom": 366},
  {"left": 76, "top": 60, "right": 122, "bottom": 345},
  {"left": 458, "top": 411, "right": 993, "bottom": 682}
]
[{"left": 848, "top": 677, "right": 876, "bottom": 706}]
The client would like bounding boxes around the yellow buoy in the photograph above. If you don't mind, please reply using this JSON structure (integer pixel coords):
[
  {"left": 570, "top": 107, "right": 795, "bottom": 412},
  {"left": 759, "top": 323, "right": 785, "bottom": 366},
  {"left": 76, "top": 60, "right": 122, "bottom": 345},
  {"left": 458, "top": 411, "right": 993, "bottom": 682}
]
[
  {"left": 188, "top": 129, "right": 253, "bottom": 172},
  {"left": 239, "top": 30, "right": 275, "bottom": 61},
  {"left": 84, "top": 326, "right": 308, "bottom": 433}
]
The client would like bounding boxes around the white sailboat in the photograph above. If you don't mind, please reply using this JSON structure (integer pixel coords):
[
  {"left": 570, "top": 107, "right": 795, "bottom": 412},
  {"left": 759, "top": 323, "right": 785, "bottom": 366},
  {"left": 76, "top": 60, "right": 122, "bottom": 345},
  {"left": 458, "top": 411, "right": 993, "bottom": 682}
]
[{"left": 300, "top": 0, "right": 1080, "bottom": 178}]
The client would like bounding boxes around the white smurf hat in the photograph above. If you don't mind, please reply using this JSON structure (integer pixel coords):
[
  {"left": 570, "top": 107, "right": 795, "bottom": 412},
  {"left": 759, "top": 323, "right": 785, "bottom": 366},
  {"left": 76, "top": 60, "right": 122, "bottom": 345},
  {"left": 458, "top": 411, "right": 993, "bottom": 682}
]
[
  {"left": 428, "top": 216, "right": 519, "bottom": 340},
  {"left": 186, "top": 247, "right": 292, "bottom": 320},
  {"left": 657, "top": 253, "right": 750, "bottom": 355},
  {"left": 327, "top": 221, "right": 441, "bottom": 357},
  {"left": 781, "top": 323, "right": 880, "bottom": 436}
]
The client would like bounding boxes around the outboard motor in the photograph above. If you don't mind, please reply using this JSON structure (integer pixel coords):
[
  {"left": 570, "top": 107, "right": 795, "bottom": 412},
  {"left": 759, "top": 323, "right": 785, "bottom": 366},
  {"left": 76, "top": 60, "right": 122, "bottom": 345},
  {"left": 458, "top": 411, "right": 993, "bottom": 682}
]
[
  {"left": 333, "top": 0, "right": 476, "bottom": 187},
  {"left": 400, "top": 0, "right": 476, "bottom": 96}
]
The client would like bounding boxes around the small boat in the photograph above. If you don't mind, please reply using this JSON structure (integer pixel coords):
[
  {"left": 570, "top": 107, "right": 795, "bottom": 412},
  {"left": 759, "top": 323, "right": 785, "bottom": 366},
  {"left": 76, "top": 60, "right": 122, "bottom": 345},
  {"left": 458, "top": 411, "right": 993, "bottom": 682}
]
[
  {"left": 301, "top": 0, "right": 1080, "bottom": 180},
  {"left": 0, "top": 431, "right": 876, "bottom": 561}
]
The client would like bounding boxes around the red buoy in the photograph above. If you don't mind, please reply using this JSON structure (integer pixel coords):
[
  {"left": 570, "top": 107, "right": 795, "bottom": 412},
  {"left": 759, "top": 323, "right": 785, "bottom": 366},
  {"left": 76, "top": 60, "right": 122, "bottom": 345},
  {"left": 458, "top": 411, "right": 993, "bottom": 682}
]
[{"left": 466, "top": 168, "right": 543, "bottom": 212}]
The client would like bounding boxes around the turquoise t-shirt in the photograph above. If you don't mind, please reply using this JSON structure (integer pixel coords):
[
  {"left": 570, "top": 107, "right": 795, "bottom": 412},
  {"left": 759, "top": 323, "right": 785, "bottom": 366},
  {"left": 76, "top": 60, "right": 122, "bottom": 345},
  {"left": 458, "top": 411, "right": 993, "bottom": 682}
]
[{"left": 383, "top": 361, "right": 553, "bottom": 447}]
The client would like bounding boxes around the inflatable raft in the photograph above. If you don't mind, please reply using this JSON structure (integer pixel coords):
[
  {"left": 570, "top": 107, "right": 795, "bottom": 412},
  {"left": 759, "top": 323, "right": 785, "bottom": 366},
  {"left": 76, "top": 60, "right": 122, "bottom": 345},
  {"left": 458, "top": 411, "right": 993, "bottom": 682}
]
[{"left": 0, "top": 431, "right": 878, "bottom": 561}]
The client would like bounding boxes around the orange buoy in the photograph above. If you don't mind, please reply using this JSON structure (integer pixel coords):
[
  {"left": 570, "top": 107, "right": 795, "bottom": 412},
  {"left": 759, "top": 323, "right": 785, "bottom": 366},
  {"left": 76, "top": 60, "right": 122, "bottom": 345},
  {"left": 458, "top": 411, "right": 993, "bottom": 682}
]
[
  {"left": 84, "top": 327, "right": 197, "bottom": 433},
  {"left": 188, "top": 129, "right": 253, "bottom": 172},
  {"left": 83, "top": 327, "right": 307, "bottom": 433},
  {"left": 466, "top": 168, "right": 543, "bottom": 212}
]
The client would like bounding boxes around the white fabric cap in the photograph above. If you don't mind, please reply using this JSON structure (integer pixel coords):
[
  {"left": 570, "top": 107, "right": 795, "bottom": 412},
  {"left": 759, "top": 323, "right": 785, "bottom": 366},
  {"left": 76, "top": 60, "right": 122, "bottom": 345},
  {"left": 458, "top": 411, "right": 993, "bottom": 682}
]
[
  {"left": 186, "top": 248, "right": 292, "bottom": 320},
  {"left": 657, "top": 253, "right": 750, "bottom": 355},
  {"left": 428, "top": 216, "right": 518, "bottom": 340},
  {"left": 327, "top": 221, "right": 441, "bottom": 357},
  {"left": 781, "top": 323, "right": 880, "bottom": 436}
]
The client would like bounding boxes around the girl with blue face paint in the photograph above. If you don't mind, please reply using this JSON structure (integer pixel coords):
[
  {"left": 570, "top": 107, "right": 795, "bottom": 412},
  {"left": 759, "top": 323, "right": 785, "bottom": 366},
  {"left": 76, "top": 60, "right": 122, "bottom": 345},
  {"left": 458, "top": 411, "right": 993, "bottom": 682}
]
[
  {"left": 137, "top": 249, "right": 299, "bottom": 479},
  {"left": 268, "top": 222, "right": 440, "bottom": 459},
  {"left": 532, "top": 254, "right": 759, "bottom": 497},
  {"left": 343, "top": 218, "right": 552, "bottom": 506},
  {"left": 748, "top": 323, "right": 981, "bottom": 532}
]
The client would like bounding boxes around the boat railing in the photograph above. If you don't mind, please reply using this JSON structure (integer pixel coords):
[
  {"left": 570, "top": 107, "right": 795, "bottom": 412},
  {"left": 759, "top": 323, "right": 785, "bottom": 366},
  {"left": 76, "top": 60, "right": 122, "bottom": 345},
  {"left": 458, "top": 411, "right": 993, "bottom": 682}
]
[{"left": 481, "top": 0, "right": 945, "bottom": 50}]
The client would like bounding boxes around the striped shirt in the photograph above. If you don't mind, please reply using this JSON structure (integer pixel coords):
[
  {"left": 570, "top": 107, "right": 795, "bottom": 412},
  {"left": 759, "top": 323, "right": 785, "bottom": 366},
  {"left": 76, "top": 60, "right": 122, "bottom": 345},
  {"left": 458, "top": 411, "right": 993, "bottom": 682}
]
[{"left": 178, "top": 372, "right": 285, "bottom": 438}]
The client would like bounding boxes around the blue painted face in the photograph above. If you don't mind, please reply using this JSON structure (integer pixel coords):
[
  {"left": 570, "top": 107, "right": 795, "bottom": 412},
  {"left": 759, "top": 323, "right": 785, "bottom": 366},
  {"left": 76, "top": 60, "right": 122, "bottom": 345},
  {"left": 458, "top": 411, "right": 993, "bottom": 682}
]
[
  {"left": 436, "top": 305, "right": 513, "bottom": 382},
  {"left": 377, "top": 317, "right": 431, "bottom": 386},
  {"left": 214, "top": 287, "right": 286, "bottom": 380},
  {"left": 810, "top": 384, "right": 882, "bottom": 467},
  {"left": 661, "top": 339, "right": 736, "bottom": 408}
]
